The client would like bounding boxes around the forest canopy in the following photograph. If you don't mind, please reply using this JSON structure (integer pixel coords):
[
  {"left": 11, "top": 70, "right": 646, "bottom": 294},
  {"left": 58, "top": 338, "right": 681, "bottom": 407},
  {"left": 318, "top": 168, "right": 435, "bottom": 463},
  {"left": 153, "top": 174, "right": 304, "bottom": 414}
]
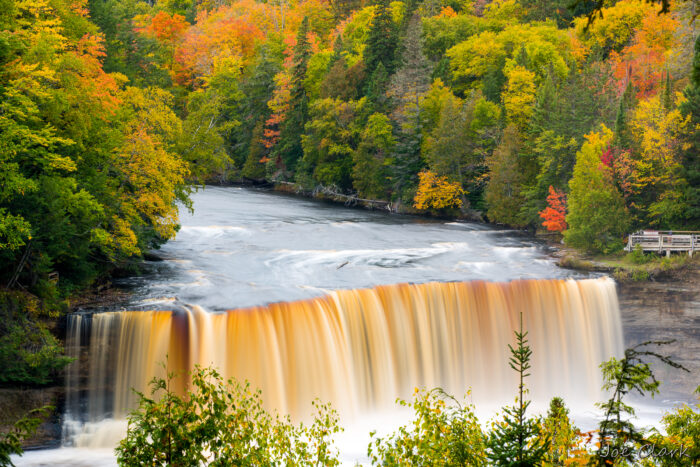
[{"left": 1, "top": 0, "right": 699, "bottom": 300}]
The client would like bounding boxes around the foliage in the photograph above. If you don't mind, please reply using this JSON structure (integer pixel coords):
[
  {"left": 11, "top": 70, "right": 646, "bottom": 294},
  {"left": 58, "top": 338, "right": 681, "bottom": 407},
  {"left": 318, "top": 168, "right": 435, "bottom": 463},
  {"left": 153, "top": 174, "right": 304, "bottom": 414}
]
[
  {"left": 178, "top": 65, "right": 241, "bottom": 182},
  {"left": 0, "top": 0, "right": 191, "bottom": 299},
  {"left": 321, "top": 58, "right": 366, "bottom": 100},
  {"left": 299, "top": 98, "right": 361, "bottom": 190},
  {"left": 594, "top": 340, "right": 689, "bottom": 465},
  {"left": 565, "top": 127, "right": 630, "bottom": 253},
  {"left": 541, "top": 397, "right": 580, "bottom": 466},
  {"left": 447, "top": 22, "right": 569, "bottom": 94},
  {"left": 539, "top": 186, "right": 567, "bottom": 232},
  {"left": 1, "top": 0, "right": 698, "bottom": 315},
  {"left": 0, "top": 292, "right": 72, "bottom": 386},
  {"left": 485, "top": 125, "right": 527, "bottom": 227},
  {"left": 413, "top": 170, "right": 465, "bottom": 211},
  {"left": 503, "top": 65, "right": 537, "bottom": 129},
  {"left": 277, "top": 17, "right": 313, "bottom": 172},
  {"left": 241, "top": 120, "right": 268, "bottom": 180},
  {"left": 609, "top": 11, "right": 679, "bottom": 99},
  {"left": 486, "top": 311, "right": 550, "bottom": 466},
  {"left": 116, "top": 365, "right": 342, "bottom": 466},
  {"left": 363, "top": 0, "right": 399, "bottom": 81},
  {"left": 573, "top": 0, "right": 653, "bottom": 55},
  {"left": 365, "top": 323, "right": 697, "bottom": 467},
  {"left": 352, "top": 112, "right": 395, "bottom": 198},
  {"left": 106, "top": 0, "right": 698, "bottom": 258},
  {"left": 625, "top": 95, "right": 688, "bottom": 228},
  {"left": 628, "top": 244, "right": 654, "bottom": 264},
  {"left": 422, "top": 92, "right": 499, "bottom": 209},
  {"left": 679, "top": 34, "right": 700, "bottom": 229},
  {"left": 646, "top": 386, "right": 700, "bottom": 466},
  {"left": 0, "top": 406, "right": 52, "bottom": 467},
  {"left": 367, "top": 388, "right": 487, "bottom": 466},
  {"left": 571, "top": 0, "right": 679, "bottom": 34},
  {"left": 421, "top": 12, "right": 485, "bottom": 61}
]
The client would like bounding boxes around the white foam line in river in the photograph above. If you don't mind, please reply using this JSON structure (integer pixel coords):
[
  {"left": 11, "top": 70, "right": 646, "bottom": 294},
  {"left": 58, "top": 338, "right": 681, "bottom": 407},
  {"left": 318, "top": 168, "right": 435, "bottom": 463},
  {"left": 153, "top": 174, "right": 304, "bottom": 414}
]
[{"left": 266, "top": 242, "right": 473, "bottom": 269}]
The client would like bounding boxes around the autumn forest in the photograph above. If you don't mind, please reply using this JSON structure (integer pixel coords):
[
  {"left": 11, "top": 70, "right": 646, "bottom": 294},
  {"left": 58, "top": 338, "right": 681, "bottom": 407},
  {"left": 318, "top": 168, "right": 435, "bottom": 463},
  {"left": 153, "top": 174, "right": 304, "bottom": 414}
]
[
  {"left": 1, "top": 0, "right": 699, "bottom": 299},
  {"left": 1, "top": 0, "right": 700, "bottom": 461}
]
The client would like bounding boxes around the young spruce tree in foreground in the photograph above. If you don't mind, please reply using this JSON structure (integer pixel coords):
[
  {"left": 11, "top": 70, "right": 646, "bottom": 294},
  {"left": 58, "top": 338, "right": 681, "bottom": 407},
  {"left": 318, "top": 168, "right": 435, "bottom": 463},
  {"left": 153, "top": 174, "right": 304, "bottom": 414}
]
[{"left": 486, "top": 311, "right": 550, "bottom": 466}]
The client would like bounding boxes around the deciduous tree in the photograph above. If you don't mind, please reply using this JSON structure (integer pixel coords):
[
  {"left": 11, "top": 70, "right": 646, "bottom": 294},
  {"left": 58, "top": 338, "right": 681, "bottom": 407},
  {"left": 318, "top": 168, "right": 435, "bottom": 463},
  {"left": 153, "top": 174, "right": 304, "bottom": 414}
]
[
  {"left": 565, "top": 126, "right": 630, "bottom": 253},
  {"left": 413, "top": 170, "right": 465, "bottom": 211},
  {"left": 539, "top": 186, "right": 567, "bottom": 232}
]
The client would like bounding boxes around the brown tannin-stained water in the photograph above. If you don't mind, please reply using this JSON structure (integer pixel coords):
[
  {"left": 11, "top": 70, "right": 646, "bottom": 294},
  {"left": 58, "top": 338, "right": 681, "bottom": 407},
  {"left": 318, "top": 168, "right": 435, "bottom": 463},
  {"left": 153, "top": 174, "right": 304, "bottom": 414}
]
[
  {"left": 64, "top": 279, "right": 622, "bottom": 426},
  {"left": 14, "top": 187, "right": 698, "bottom": 466}
]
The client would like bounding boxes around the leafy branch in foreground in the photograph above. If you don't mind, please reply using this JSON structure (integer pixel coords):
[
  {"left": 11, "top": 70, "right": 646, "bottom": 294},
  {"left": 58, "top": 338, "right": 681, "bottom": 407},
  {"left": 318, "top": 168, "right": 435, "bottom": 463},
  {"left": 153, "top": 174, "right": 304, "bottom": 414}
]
[
  {"left": 647, "top": 385, "right": 700, "bottom": 466},
  {"left": 0, "top": 406, "right": 53, "bottom": 467},
  {"left": 116, "top": 365, "right": 342, "bottom": 466},
  {"left": 595, "top": 340, "right": 690, "bottom": 465},
  {"left": 367, "top": 388, "right": 487, "bottom": 466}
]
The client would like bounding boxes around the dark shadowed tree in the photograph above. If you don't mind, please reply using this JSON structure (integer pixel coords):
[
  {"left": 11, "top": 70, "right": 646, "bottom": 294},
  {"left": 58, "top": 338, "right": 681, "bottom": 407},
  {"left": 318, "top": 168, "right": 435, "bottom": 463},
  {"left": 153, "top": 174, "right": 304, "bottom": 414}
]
[
  {"left": 679, "top": 34, "right": 700, "bottom": 228},
  {"left": 277, "top": 17, "right": 312, "bottom": 172},
  {"left": 363, "top": 0, "right": 398, "bottom": 95}
]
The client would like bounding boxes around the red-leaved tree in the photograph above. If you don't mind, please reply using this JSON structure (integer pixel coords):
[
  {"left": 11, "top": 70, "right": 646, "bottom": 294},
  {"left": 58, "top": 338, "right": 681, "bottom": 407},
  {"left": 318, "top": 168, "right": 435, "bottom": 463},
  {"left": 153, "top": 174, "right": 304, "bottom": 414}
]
[{"left": 539, "top": 186, "right": 568, "bottom": 232}]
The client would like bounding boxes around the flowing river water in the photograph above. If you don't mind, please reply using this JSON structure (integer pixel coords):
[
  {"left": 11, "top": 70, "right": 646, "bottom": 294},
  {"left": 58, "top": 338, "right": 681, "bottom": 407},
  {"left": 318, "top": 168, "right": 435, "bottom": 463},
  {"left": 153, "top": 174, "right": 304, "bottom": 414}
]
[{"left": 14, "top": 187, "right": 699, "bottom": 466}]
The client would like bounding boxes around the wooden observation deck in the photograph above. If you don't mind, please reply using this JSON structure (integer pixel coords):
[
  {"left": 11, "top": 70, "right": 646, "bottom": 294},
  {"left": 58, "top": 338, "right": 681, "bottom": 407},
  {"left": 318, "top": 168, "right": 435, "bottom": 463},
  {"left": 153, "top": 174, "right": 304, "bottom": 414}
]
[{"left": 625, "top": 230, "right": 699, "bottom": 257}]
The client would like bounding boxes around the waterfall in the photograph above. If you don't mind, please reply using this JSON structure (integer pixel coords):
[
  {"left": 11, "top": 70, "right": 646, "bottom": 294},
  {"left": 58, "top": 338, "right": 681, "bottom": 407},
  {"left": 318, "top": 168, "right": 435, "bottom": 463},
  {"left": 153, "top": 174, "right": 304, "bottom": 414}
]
[{"left": 63, "top": 277, "right": 623, "bottom": 447}]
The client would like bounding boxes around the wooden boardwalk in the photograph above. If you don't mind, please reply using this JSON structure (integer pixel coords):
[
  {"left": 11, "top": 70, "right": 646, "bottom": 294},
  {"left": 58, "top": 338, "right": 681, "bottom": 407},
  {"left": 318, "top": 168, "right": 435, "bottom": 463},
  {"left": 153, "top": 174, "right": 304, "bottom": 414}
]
[{"left": 625, "top": 230, "right": 700, "bottom": 257}]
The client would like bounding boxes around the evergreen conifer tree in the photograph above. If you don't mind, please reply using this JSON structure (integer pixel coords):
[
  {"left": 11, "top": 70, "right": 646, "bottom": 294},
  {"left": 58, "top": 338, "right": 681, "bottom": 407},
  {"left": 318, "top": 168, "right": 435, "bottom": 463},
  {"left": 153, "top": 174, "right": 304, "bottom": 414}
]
[
  {"left": 679, "top": 35, "right": 700, "bottom": 228},
  {"left": 366, "top": 62, "right": 390, "bottom": 112},
  {"left": 277, "top": 17, "right": 312, "bottom": 172},
  {"left": 595, "top": 341, "right": 688, "bottom": 466},
  {"left": 363, "top": 0, "right": 398, "bottom": 95},
  {"left": 662, "top": 70, "right": 673, "bottom": 112},
  {"left": 486, "top": 312, "right": 550, "bottom": 466},
  {"left": 613, "top": 81, "right": 636, "bottom": 150}
]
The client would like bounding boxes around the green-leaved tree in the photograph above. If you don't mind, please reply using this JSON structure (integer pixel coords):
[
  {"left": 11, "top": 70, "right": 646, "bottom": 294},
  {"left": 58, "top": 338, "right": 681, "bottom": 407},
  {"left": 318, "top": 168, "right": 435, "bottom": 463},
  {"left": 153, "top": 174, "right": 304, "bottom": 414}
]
[{"left": 116, "top": 365, "right": 342, "bottom": 466}]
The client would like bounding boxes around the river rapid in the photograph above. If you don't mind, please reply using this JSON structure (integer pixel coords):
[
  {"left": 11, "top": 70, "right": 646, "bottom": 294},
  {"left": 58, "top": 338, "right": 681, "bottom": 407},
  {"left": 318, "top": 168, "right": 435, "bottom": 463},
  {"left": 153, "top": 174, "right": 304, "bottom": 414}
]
[{"left": 14, "top": 187, "right": 699, "bottom": 466}]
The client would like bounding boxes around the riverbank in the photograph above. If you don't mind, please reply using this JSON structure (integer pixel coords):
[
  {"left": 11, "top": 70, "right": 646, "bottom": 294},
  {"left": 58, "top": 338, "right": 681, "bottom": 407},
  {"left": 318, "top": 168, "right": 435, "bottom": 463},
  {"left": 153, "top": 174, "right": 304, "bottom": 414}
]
[
  {"left": 553, "top": 246, "right": 700, "bottom": 283},
  {"left": 270, "top": 181, "right": 485, "bottom": 220},
  {"left": 266, "top": 181, "right": 700, "bottom": 283}
]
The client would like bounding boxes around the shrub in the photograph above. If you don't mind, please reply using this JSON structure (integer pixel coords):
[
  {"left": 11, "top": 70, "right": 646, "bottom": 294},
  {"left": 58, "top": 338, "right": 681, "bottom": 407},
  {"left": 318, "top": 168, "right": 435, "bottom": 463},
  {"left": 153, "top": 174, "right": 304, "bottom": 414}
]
[
  {"left": 631, "top": 269, "right": 651, "bottom": 281},
  {"left": 116, "top": 365, "right": 342, "bottom": 466},
  {"left": 0, "top": 406, "right": 52, "bottom": 467},
  {"left": 0, "top": 292, "right": 72, "bottom": 386},
  {"left": 367, "top": 388, "right": 486, "bottom": 465},
  {"left": 646, "top": 386, "right": 700, "bottom": 466},
  {"left": 628, "top": 244, "right": 653, "bottom": 265}
]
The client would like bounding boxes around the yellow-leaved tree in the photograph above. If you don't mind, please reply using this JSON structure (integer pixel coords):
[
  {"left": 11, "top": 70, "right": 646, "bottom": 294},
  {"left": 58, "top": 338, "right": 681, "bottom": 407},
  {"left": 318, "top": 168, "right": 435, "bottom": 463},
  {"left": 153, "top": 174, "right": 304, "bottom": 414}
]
[
  {"left": 503, "top": 65, "right": 537, "bottom": 129},
  {"left": 625, "top": 94, "right": 689, "bottom": 227},
  {"left": 104, "top": 86, "right": 190, "bottom": 259},
  {"left": 414, "top": 170, "right": 465, "bottom": 211}
]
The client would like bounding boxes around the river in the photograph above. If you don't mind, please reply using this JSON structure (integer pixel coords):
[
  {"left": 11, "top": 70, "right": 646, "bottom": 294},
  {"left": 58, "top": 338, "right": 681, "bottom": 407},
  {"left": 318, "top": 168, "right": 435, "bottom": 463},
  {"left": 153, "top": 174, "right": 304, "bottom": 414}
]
[{"left": 14, "top": 187, "right": 699, "bottom": 466}]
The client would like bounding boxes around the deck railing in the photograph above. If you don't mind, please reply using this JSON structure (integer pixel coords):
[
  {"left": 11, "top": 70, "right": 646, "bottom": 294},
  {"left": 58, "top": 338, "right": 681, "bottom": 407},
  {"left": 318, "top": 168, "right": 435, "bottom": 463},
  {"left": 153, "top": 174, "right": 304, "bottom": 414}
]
[{"left": 625, "top": 230, "right": 699, "bottom": 256}]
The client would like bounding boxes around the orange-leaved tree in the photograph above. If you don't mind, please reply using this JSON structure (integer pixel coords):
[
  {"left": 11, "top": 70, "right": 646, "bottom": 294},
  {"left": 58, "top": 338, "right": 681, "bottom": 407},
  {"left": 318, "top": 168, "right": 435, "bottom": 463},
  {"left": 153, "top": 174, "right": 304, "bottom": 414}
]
[{"left": 539, "top": 186, "right": 567, "bottom": 232}]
